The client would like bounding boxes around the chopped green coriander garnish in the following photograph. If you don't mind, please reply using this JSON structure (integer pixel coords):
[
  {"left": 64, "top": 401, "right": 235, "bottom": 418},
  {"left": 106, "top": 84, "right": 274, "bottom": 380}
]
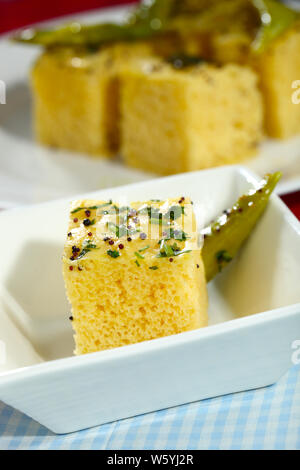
[
  {"left": 149, "top": 266, "right": 159, "bottom": 270},
  {"left": 173, "top": 249, "right": 192, "bottom": 257},
  {"left": 139, "top": 245, "right": 150, "bottom": 253},
  {"left": 163, "top": 243, "right": 174, "bottom": 258},
  {"left": 83, "top": 241, "right": 97, "bottom": 249},
  {"left": 135, "top": 251, "right": 145, "bottom": 260},
  {"left": 76, "top": 249, "right": 89, "bottom": 260},
  {"left": 76, "top": 241, "right": 98, "bottom": 259},
  {"left": 135, "top": 259, "right": 140, "bottom": 267},
  {"left": 107, "top": 249, "right": 120, "bottom": 259},
  {"left": 158, "top": 241, "right": 192, "bottom": 259},
  {"left": 71, "top": 200, "right": 112, "bottom": 214},
  {"left": 171, "top": 242, "right": 181, "bottom": 251}
]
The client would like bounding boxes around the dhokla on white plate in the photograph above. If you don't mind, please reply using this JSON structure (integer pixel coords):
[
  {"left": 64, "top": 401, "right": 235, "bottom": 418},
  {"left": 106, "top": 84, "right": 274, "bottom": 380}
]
[
  {"left": 120, "top": 57, "right": 263, "bottom": 175},
  {"left": 31, "top": 43, "right": 154, "bottom": 157}
]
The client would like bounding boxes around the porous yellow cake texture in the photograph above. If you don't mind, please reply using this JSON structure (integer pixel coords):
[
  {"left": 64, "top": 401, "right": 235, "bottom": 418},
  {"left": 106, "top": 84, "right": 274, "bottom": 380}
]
[
  {"left": 31, "top": 43, "right": 154, "bottom": 156},
  {"left": 62, "top": 197, "right": 208, "bottom": 354},
  {"left": 254, "top": 23, "right": 300, "bottom": 139},
  {"left": 121, "top": 58, "right": 263, "bottom": 175},
  {"left": 32, "top": 48, "right": 115, "bottom": 156}
]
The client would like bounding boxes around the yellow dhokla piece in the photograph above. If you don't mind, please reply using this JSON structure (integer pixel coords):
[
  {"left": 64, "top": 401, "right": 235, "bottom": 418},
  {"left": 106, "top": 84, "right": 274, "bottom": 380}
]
[
  {"left": 32, "top": 48, "right": 116, "bottom": 156},
  {"left": 31, "top": 43, "right": 154, "bottom": 156},
  {"left": 255, "top": 23, "right": 300, "bottom": 139},
  {"left": 62, "top": 197, "right": 208, "bottom": 354},
  {"left": 198, "top": 23, "right": 300, "bottom": 139},
  {"left": 121, "top": 58, "right": 263, "bottom": 175}
]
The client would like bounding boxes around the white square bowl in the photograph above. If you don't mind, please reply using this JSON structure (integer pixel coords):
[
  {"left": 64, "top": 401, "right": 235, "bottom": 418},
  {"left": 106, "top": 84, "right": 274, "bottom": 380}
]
[{"left": 0, "top": 166, "right": 299, "bottom": 434}]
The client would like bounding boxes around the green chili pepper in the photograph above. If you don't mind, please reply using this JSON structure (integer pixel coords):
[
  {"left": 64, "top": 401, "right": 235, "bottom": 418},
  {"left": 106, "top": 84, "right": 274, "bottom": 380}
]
[
  {"left": 12, "top": 22, "right": 148, "bottom": 48},
  {"left": 12, "top": 0, "right": 299, "bottom": 52},
  {"left": 251, "top": 0, "right": 299, "bottom": 53},
  {"left": 12, "top": 0, "right": 176, "bottom": 47},
  {"left": 202, "top": 172, "right": 281, "bottom": 282}
]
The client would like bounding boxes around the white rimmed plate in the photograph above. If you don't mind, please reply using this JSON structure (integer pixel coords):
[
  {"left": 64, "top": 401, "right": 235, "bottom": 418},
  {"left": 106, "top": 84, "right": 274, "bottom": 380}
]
[{"left": 0, "top": 5, "right": 300, "bottom": 208}]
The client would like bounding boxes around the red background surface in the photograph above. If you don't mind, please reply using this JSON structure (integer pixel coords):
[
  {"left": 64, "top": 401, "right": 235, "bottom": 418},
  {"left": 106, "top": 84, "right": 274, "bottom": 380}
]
[
  {"left": 0, "top": 0, "right": 137, "bottom": 34},
  {"left": 0, "top": 0, "right": 299, "bottom": 219},
  {"left": 281, "top": 192, "right": 300, "bottom": 220}
]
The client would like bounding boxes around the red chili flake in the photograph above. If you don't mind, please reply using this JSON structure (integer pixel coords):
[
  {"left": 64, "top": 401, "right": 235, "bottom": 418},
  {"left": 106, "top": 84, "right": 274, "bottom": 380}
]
[
  {"left": 178, "top": 197, "right": 185, "bottom": 204},
  {"left": 169, "top": 258, "right": 174, "bottom": 263},
  {"left": 119, "top": 244, "right": 124, "bottom": 250},
  {"left": 69, "top": 266, "right": 74, "bottom": 271},
  {"left": 127, "top": 237, "right": 132, "bottom": 242},
  {"left": 238, "top": 208, "right": 243, "bottom": 213},
  {"left": 103, "top": 237, "right": 110, "bottom": 242},
  {"left": 78, "top": 267, "right": 83, "bottom": 271},
  {"left": 109, "top": 240, "right": 114, "bottom": 245},
  {"left": 70, "top": 256, "right": 75, "bottom": 261},
  {"left": 85, "top": 210, "right": 91, "bottom": 217},
  {"left": 88, "top": 232, "right": 92, "bottom": 237},
  {"left": 69, "top": 316, "right": 74, "bottom": 321},
  {"left": 73, "top": 218, "right": 78, "bottom": 223},
  {"left": 72, "top": 246, "right": 80, "bottom": 253},
  {"left": 140, "top": 233, "right": 147, "bottom": 240},
  {"left": 197, "top": 264, "right": 200, "bottom": 269}
]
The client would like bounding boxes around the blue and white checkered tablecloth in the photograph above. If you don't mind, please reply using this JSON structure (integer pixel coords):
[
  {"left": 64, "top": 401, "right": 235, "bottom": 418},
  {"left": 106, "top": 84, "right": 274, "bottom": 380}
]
[{"left": 0, "top": 365, "right": 299, "bottom": 450}]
